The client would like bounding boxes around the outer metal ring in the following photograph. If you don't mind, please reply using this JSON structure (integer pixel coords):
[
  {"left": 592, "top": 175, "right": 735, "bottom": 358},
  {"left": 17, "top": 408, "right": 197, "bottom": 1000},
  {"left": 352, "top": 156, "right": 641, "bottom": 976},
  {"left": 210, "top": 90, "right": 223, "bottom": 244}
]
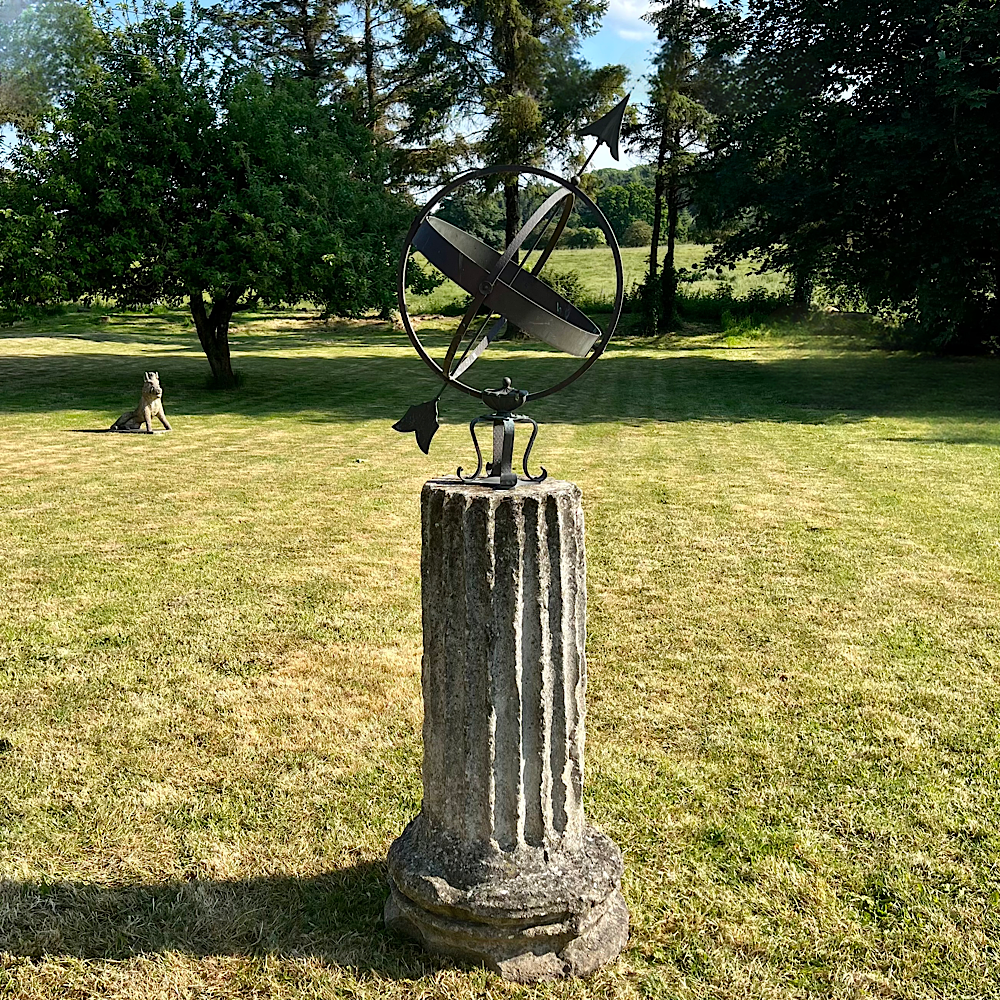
[{"left": 397, "top": 164, "right": 625, "bottom": 402}]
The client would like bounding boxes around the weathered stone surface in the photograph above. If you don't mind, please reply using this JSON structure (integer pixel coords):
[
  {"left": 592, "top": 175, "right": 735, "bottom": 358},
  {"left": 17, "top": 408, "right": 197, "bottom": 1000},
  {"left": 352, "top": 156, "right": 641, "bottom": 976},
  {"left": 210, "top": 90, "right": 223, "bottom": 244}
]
[
  {"left": 385, "top": 478, "right": 628, "bottom": 981},
  {"left": 110, "top": 371, "right": 172, "bottom": 434}
]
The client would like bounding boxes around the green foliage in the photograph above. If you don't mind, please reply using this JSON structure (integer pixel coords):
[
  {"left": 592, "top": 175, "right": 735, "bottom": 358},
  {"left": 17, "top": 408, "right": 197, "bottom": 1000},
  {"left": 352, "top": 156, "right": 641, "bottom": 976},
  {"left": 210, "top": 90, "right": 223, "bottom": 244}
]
[
  {"left": 209, "top": 0, "right": 355, "bottom": 87},
  {"left": 555, "top": 226, "right": 578, "bottom": 248},
  {"left": 622, "top": 219, "right": 654, "bottom": 248},
  {"left": 467, "top": 7, "right": 621, "bottom": 172},
  {"left": 677, "top": 283, "right": 791, "bottom": 324},
  {"left": 675, "top": 208, "right": 695, "bottom": 242},
  {"left": 538, "top": 266, "right": 584, "bottom": 303},
  {"left": 626, "top": 273, "right": 662, "bottom": 334},
  {"left": 0, "top": 3, "right": 408, "bottom": 382},
  {"left": 437, "top": 0, "right": 626, "bottom": 246},
  {"left": 435, "top": 184, "right": 506, "bottom": 248},
  {"left": 407, "top": 244, "right": 790, "bottom": 317},
  {"left": 434, "top": 176, "right": 624, "bottom": 253},
  {"left": 210, "top": 0, "right": 467, "bottom": 182},
  {"left": 0, "top": 0, "right": 100, "bottom": 128},
  {"left": 591, "top": 163, "right": 657, "bottom": 189},
  {"left": 628, "top": 0, "right": 743, "bottom": 333},
  {"left": 704, "top": 0, "right": 1000, "bottom": 352},
  {"left": 623, "top": 267, "right": 790, "bottom": 333},
  {"left": 0, "top": 205, "right": 68, "bottom": 324},
  {"left": 720, "top": 308, "right": 766, "bottom": 341},
  {"left": 566, "top": 226, "right": 605, "bottom": 248},
  {"left": 598, "top": 181, "right": 655, "bottom": 238}
]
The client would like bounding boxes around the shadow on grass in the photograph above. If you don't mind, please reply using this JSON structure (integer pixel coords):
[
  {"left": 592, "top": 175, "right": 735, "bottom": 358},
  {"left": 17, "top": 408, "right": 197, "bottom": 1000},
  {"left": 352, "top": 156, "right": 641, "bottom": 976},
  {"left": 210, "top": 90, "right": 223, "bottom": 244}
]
[
  {"left": 883, "top": 434, "right": 1000, "bottom": 446},
  {"left": 1, "top": 341, "right": 999, "bottom": 430},
  {"left": 0, "top": 864, "right": 439, "bottom": 975},
  {"left": 0, "top": 310, "right": 403, "bottom": 352}
]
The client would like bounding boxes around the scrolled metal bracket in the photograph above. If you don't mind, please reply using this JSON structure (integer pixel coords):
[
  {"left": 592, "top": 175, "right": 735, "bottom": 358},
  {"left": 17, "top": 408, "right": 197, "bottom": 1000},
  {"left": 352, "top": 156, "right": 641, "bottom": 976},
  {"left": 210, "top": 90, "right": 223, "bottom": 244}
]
[{"left": 457, "top": 379, "right": 547, "bottom": 490}]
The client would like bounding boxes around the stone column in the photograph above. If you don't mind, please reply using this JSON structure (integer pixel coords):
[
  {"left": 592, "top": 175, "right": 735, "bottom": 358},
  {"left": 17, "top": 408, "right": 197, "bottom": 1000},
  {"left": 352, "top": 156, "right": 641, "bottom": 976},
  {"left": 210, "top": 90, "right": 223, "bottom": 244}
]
[{"left": 385, "top": 479, "right": 628, "bottom": 982}]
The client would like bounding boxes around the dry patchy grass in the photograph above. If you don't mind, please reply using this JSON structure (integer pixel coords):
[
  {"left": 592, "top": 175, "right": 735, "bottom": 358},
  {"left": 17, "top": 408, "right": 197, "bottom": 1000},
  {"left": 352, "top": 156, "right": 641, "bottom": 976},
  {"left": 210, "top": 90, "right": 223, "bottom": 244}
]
[{"left": 1, "top": 307, "right": 999, "bottom": 999}]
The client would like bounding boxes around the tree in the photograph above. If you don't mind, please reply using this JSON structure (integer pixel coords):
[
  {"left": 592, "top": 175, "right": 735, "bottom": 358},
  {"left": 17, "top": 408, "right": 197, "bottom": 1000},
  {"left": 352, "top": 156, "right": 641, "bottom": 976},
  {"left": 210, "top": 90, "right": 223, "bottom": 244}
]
[
  {"left": 598, "top": 181, "right": 655, "bottom": 238},
  {"left": 0, "top": 203, "right": 67, "bottom": 325},
  {"left": 436, "top": 186, "right": 507, "bottom": 248},
  {"left": 445, "top": 0, "right": 626, "bottom": 251},
  {"left": 1, "top": 4, "right": 408, "bottom": 384},
  {"left": 212, "top": 0, "right": 355, "bottom": 89},
  {"left": 566, "top": 226, "right": 604, "bottom": 248},
  {"left": 627, "top": 0, "right": 741, "bottom": 330},
  {"left": 0, "top": 0, "right": 100, "bottom": 128},
  {"left": 211, "top": 0, "right": 468, "bottom": 183},
  {"left": 622, "top": 219, "right": 653, "bottom": 248},
  {"left": 704, "top": 1, "right": 1000, "bottom": 349}
]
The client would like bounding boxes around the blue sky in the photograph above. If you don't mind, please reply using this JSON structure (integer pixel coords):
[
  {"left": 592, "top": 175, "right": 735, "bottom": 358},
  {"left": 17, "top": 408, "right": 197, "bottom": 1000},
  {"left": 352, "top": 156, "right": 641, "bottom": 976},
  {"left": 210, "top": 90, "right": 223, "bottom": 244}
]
[{"left": 579, "top": 0, "right": 657, "bottom": 170}]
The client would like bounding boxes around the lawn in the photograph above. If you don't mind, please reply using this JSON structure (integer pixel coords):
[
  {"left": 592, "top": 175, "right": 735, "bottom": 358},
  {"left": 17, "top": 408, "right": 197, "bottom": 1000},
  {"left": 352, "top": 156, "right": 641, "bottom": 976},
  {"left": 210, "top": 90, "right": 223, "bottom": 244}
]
[
  {"left": 407, "top": 244, "right": 786, "bottom": 315},
  {"left": 1, "top": 301, "right": 999, "bottom": 999}
]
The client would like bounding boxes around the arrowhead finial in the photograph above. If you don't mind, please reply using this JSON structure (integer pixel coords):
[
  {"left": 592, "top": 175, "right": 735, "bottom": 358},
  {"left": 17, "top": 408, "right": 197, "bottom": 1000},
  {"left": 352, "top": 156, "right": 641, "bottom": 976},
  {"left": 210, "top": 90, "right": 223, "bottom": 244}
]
[
  {"left": 393, "top": 398, "right": 440, "bottom": 455},
  {"left": 579, "top": 94, "right": 631, "bottom": 162}
]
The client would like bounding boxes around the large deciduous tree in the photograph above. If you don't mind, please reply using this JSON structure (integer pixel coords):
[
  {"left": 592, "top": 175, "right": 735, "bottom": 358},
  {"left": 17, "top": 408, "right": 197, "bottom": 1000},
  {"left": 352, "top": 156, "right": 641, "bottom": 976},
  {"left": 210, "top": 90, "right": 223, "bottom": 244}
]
[
  {"left": 1, "top": 3, "right": 408, "bottom": 385},
  {"left": 704, "top": 0, "right": 1000, "bottom": 350}
]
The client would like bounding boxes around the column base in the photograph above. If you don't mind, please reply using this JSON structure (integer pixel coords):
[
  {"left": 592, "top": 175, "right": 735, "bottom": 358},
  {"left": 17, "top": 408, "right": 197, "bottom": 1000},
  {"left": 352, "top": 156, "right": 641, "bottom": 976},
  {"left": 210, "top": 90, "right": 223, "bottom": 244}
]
[{"left": 385, "top": 817, "right": 629, "bottom": 982}]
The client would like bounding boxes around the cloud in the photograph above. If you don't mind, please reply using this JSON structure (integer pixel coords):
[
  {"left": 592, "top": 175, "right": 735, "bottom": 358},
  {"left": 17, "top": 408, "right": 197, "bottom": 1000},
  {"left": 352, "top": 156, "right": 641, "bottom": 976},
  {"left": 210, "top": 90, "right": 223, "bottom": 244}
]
[
  {"left": 618, "top": 28, "right": 654, "bottom": 42},
  {"left": 605, "top": 0, "right": 657, "bottom": 48},
  {"left": 606, "top": 0, "right": 655, "bottom": 25}
]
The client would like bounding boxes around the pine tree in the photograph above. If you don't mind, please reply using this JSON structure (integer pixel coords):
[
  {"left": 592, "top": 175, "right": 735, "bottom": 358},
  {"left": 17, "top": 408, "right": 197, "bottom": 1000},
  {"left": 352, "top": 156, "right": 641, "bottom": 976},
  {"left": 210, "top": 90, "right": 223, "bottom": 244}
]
[
  {"left": 210, "top": 0, "right": 465, "bottom": 183},
  {"left": 450, "top": 0, "right": 626, "bottom": 251},
  {"left": 627, "top": 0, "right": 740, "bottom": 331}
]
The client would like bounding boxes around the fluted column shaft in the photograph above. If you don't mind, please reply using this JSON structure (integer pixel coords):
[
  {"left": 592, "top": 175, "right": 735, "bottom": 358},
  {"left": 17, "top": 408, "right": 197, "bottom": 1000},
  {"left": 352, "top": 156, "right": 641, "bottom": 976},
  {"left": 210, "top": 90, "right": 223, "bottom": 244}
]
[
  {"left": 420, "top": 479, "right": 586, "bottom": 855},
  {"left": 385, "top": 478, "right": 628, "bottom": 983}
]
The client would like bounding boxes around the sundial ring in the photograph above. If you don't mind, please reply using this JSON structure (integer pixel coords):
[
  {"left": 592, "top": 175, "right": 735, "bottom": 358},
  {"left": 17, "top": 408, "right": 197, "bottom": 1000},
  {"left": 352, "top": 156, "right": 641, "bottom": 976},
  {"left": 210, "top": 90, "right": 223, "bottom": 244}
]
[
  {"left": 440, "top": 185, "right": 577, "bottom": 378},
  {"left": 397, "top": 164, "right": 624, "bottom": 402}
]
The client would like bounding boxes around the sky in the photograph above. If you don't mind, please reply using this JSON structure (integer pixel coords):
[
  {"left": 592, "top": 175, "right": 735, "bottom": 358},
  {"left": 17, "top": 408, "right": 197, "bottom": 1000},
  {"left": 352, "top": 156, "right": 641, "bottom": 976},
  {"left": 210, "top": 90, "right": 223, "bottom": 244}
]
[
  {"left": 579, "top": 0, "right": 658, "bottom": 171},
  {"left": 0, "top": 0, "right": 29, "bottom": 22}
]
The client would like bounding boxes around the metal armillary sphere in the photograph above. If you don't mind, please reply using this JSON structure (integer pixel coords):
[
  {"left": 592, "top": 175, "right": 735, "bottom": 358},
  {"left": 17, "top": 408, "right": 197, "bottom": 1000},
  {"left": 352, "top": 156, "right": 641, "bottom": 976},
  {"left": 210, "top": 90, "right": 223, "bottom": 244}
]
[{"left": 393, "top": 96, "right": 630, "bottom": 488}]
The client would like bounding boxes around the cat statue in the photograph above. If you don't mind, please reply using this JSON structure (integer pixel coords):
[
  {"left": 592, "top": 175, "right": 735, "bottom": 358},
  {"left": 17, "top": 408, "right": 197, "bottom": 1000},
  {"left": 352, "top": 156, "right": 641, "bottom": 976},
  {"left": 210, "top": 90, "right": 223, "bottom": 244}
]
[{"left": 110, "top": 371, "right": 172, "bottom": 433}]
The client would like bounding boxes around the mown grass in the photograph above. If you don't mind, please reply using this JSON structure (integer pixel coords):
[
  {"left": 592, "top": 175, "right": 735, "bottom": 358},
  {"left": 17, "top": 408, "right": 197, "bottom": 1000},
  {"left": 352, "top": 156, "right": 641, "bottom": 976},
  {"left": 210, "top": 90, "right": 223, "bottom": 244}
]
[
  {"left": 1, "top": 303, "right": 999, "bottom": 999},
  {"left": 407, "top": 244, "right": 786, "bottom": 316}
]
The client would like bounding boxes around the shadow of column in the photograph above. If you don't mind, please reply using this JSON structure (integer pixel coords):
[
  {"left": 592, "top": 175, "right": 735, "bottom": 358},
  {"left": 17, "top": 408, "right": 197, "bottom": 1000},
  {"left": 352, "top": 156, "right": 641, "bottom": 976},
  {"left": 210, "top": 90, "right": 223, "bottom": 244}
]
[{"left": 0, "top": 863, "right": 436, "bottom": 977}]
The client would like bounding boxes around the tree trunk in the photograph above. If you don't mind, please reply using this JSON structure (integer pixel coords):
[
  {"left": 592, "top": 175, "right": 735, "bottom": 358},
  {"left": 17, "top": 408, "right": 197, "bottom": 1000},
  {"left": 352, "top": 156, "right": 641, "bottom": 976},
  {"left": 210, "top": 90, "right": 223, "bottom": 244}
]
[
  {"left": 648, "top": 127, "right": 668, "bottom": 281},
  {"left": 190, "top": 289, "right": 239, "bottom": 387},
  {"left": 504, "top": 177, "right": 520, "bottom": 257},
  {"left": 503, "top": 177, "right": 524, "bottom": 338},
  {"left": 792, "top": 265, "right": 813, "bottom": 307},
  {"left": 660, "top": 161, "right": 680, "bottom": 332},
  {"left": 364, "top": 0, "right": 377, "bottom": 129}
]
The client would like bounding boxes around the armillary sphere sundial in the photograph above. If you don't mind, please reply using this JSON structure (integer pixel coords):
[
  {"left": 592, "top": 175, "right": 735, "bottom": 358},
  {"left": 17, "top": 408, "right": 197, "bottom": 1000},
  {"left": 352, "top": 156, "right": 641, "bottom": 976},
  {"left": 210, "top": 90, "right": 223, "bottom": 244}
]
[{"left": 393, "top": 94, "right": 630, "bottom": 488}]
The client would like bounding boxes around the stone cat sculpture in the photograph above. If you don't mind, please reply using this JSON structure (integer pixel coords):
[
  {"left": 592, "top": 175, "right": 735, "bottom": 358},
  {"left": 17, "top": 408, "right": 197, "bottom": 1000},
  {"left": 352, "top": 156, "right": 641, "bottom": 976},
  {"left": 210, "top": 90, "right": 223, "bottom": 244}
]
[{"left": 111, "top": 371, "right": 172, "bottom": 433}]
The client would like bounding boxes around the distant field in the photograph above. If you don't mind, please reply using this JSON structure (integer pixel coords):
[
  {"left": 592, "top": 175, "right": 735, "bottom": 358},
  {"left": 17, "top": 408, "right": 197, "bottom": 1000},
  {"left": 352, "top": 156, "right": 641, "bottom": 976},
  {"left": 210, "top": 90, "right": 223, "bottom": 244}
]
[
  {"left": 407, "top": 244, "right": 786, "bottom": 314},
  {"left": 1, "top": 307, "right": 999, "bottom": 999}
]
